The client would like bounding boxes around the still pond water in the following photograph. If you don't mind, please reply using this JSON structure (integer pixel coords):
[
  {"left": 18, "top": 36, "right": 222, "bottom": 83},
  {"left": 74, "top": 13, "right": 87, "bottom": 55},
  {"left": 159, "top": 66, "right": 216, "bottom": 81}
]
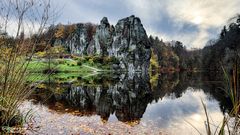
[{"left": 20, "top": 72, "right": 230, "bottom": 135}]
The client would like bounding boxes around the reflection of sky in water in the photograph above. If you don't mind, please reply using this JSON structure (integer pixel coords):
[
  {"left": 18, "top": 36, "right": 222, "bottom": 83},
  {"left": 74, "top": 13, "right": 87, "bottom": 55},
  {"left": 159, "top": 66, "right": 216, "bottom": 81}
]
[
  {"left": 140, "top": 87, "right": 223, "bottom": 134},
  {"left": 105, "top": 87, "right": 224, "bottom": 134},
  {"left": 21, "top": 87, "right": 224, "bottom": 135}
]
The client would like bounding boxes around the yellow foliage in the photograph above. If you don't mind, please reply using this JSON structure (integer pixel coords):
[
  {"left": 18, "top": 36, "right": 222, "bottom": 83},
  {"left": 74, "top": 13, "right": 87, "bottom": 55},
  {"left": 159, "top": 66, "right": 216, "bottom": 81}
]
[
  {"left": 38, "top": 83, "right": 47, "bottom": 89},
  {"left": 0, "top": 47, "right": 13, "bottom": 61},
  {"left": 150, "top": 73, "right": 159, "bottom": 90},
  {"left": 50, "top": 46, "right": 66, "bottom": 54},
  {"left": 35, "top": 51, "right": 46, "bottom": 57},
  {"left": 150, "top": 50, "right": 159, "bottom": 70},
  {"left": 55, "top": 24, "right": 65, "bottom": 38}
]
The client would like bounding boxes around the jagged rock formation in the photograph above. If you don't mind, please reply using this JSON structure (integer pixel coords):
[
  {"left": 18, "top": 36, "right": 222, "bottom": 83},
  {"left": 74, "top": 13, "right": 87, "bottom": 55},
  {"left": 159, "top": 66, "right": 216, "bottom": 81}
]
[
  {"left": 54, "top": 15, "right": 151, "bottom": 72},
  {"left": 94, "top": 17, "right": 114, "bottom": 56},
  {"left": 112, "top": 16, "right": 151, "bottom": 72}
]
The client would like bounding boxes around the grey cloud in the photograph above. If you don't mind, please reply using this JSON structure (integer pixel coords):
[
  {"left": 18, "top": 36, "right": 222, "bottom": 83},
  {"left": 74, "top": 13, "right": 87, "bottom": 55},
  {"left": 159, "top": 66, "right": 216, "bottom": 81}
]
[{"left": 6, "top": 0, "right": 240, "bottom": 48}]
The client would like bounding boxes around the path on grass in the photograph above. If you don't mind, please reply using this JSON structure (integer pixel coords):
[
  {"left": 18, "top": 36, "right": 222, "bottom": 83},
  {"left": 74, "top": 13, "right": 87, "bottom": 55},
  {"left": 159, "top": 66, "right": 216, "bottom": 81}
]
[
  {"left": 82, "top": 64, "right": 101, "bottom": 72},
  {"left": 81, "top": 72, "right": 100, "bottom": 78}
]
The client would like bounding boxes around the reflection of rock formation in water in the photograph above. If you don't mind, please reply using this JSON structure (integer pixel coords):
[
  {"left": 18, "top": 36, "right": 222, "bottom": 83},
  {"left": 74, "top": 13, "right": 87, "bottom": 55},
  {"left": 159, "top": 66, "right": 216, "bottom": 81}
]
[
  {"left": 45, "top": 73, "right": 152, "bottom": 122},
  {"left": 30, "top": 72, "right": 232, "bottom": 124},
  {"left": 113, "top": 73, "right": 152, "bottom": 122}
]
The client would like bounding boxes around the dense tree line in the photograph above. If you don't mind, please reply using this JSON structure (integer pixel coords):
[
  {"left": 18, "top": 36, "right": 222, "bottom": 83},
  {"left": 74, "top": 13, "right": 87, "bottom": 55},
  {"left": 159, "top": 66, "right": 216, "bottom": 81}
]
[
  {"left": 149, "top": 36, "right": 202, "bottom": 71},
  {"left": 202, "top": 15, "right": 240, "bottom": 71},
  {"left": 150, "top": 15, "right": 240, "bottom": 72}
]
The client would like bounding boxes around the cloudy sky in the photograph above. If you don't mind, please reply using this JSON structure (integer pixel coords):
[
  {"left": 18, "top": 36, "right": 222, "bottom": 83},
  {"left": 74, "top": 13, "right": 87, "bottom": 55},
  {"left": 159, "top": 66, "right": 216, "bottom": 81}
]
[
  {"left": 2, "top": 0, "right": 240, "bottom": 48},
  {"left": 50, "top": 0, "right": 240, "bottom": 48}
]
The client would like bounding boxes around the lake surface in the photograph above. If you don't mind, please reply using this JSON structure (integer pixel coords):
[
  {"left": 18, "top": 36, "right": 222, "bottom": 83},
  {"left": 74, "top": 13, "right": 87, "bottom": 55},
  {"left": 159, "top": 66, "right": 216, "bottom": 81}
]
[{"left": 20, "top": 72, "right": 231, "bottom": 135}]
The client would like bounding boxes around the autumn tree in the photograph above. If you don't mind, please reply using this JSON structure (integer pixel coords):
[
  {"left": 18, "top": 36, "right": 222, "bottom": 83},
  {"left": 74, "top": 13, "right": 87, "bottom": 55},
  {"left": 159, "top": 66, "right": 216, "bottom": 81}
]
[
  {"left": 55, "top": 24, "right": 65, "bottom": 39},
  {"left": 0, "top": 0, "right": 55, "bottom": 128}
]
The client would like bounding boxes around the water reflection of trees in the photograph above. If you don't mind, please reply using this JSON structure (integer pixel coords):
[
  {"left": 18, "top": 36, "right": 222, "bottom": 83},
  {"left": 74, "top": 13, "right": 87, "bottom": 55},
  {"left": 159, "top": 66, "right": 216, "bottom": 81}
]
[{"left": 29, "top": 72, "right": 231, "bottom": 124}]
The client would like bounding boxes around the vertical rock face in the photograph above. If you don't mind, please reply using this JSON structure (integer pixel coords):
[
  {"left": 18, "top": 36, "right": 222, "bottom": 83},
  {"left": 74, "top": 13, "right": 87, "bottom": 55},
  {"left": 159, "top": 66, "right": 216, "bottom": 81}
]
[
  {"left": 56, "top": 15, "right": 151, "bottom": 72},
  {"left": 61, "top": 23, "right": 90, "bottom": 56},
  {"left": 111, "top": 15, "right": 151, "bottom": 72},
  {"left": 94, "top": 17, "right": 114, "bottom": 56}
]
